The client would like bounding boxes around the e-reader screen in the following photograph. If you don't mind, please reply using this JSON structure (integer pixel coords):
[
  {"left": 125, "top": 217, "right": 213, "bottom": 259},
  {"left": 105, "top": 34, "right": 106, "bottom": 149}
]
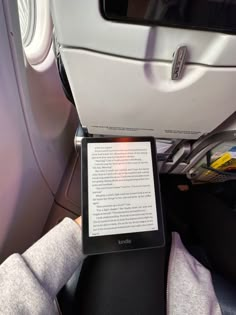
[
  {"left": 82, "top": 137, "right": 165, "bottom": 255},
  {"left": 88, "top": 141, "right": 158, "bottom": 237}
]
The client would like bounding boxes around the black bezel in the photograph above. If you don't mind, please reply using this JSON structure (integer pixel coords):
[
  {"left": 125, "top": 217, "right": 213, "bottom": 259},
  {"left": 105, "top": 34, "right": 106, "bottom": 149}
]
[{"left": 81, "top": 137, "right": 165, "bottom": 255}]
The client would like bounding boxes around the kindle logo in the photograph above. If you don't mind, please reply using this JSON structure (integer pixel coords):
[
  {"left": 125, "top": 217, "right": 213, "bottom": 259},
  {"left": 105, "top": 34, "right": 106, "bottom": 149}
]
[{"left": 118, "top": 239, "right": 132, "bottom": 245}]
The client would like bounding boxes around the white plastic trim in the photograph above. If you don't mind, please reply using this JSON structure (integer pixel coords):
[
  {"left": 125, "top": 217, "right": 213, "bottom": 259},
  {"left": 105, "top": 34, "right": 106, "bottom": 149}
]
[
  {"left": 24, "top": 0, "right": 52, "bottom": 65},
  {"left": 17, "top": 0, "right": 35, "bottom": 46}
]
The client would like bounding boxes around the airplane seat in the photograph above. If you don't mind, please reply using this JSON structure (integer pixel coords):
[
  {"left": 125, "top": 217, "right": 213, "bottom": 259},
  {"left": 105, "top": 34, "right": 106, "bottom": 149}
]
[
  {"left": 50, "top": 0, "right": 235, "bottom": 144},
  {"left": 51, "top": 0, "right": 236, "bottom": 176}
]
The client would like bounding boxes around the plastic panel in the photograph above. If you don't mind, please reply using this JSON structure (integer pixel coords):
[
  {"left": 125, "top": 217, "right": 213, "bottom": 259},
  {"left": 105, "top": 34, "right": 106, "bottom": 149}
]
[
  {"left": 61, "top": 49, "right": 236, "bottom": 140},
  {"left": 55, "top": 153, "right": 81, "bottom": 215},
  {"left": 43, "top": 203, "right": 77, "bottom": 234},
  {"left": 51, "top": 0, "right": 236, "bottom": 66},
  {"left": 0, "top": 0, "right": 54, "bottom": 261},
  {"left": 5, "top": 0, "right": 78, "bottom": 194}
]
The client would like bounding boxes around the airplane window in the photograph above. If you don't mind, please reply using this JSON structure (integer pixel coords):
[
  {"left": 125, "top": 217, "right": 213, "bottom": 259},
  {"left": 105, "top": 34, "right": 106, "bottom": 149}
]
[
  {"left": 17, "top": 0, "right": 52, "bottom": 65},
  {"left": 17, "top": 0, "right": 36, "bottom": 47},
  {"left": 102, "top": 0, "right": 236, "bottom": 34}
]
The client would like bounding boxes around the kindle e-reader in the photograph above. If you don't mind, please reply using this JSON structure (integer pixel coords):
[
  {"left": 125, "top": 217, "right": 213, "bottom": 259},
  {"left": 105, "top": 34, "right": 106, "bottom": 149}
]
[{"left": 81, "top": 137, "right": 165, "bottom": 255}]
